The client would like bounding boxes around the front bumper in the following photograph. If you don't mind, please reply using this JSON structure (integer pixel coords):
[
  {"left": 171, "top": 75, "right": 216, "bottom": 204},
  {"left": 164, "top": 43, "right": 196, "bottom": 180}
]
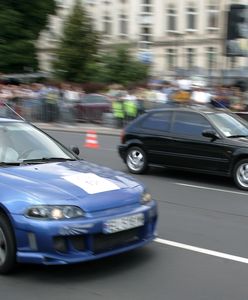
[{"left": 12, "top": 202, "right": 157, "bottom": 265}]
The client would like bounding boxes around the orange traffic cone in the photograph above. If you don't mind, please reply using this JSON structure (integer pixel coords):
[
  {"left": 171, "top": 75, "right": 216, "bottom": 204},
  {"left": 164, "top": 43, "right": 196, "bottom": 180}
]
[{"left": 84, "top": 130, "right": 99, "bottom": 149}]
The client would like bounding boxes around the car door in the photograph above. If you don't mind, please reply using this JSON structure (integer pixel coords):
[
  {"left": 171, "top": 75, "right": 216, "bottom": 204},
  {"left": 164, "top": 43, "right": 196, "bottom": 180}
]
[
  {"left": 137, "top": 111, "right": 174, "bottom": 165},
  {"left": 166, "top": 111, "right": 230, "bottom": 173}
]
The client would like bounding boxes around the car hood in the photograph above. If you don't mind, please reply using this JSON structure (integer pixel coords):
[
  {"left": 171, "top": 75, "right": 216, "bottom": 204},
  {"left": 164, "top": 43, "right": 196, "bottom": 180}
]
[
  {"left": 225, "top": 137, "right": 248, "bottom": 147},
  {"left": 235, "top": 137, "right": 248, "bottom": 144},
  {"left": 0, "top": 161, "right": 143, "bottom": 214}
]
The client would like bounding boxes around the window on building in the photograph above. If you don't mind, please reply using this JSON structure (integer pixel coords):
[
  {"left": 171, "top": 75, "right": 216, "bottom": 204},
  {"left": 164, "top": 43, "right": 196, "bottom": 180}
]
[
  {"left": 142, "top": 5, "right": 152, "bottom": 13},
  {"left": 143, "top": 0, "right": 152, "bottom": 4},
  {"left": 119, "top": 14, "right": 128, "bottom": 36},
  {"left": 186, "top": 48, "right": 196, "bottom": 69},
  {"left": 167, "top": 48, "right": 177, "bottom": 71},
  {"left": 206, "top": 47, "right": 217, "bottom": 70},
  {"left": 141, "top": 0, "right": 153, "bottom": 13},
  {"left": 230, "top": 56, "right": 237, "bottom": 68},
  {"left": 186, "top": 3, "right": 197, "bottom": 31},
  {"left": 140, "top": 27, "right": 152, "bottom": 42},
  {"left": 167, "top": 4, "right": 177, "bottom": 32},
  {"left": 103, "top": 15, "right": 112, "bottom": 35},
  {"left": 139, "top": 0, "right": 153, "bottom": 48},
  {"left": 206, "top": 1, "right": 219, "bottom": 30}
]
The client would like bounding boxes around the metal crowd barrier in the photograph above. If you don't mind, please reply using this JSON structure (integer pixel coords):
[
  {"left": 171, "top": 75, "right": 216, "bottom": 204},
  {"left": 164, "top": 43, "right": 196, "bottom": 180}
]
[
  {"left": 7, "top": 97, "right": 65, "bottom": 123},
  {"left": 1, "top": 97, "right": 248, "bottom": 127}
]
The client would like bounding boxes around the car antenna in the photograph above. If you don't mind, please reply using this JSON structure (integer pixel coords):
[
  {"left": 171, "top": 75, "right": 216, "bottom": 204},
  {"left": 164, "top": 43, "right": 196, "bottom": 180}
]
[{"left": 3, "top": 102, "right": 26, "bottom": 121}]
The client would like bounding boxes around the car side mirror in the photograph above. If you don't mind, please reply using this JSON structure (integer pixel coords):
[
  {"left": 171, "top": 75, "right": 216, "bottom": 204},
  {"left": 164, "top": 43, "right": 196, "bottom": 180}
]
[
  {"left": 202, "top": 129, "right": 218, "bottom": 140},
  {"left": 70, "top": 146, "right": 80, "bottom": 155}
]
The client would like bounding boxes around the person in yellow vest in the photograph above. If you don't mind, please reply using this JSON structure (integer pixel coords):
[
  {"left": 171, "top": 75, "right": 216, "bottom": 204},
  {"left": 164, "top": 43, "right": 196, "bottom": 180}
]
[
  {"left": 123, "top": 95, "right": 138, "bottom": 124},
  {"left": 112, "top": 97, "right": 125, "bottom": 128}
]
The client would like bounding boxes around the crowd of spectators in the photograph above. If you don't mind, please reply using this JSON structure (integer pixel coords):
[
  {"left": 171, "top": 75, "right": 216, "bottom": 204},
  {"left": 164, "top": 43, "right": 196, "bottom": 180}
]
[
  {"left": 0, "top": 82, "right": 85, "bottom": 122},
  {"left": 0, "top": 79, "right": 247, "bottom": 127}
]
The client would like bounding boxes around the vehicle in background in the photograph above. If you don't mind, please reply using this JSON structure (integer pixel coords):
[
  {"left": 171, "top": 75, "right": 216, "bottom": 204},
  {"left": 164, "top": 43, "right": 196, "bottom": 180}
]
[
  {"left": 74, "top": 94, "right": 112, "bottom": 123},
  {"left": 118, "top": 106, "right": 248, "bottom": 190}
]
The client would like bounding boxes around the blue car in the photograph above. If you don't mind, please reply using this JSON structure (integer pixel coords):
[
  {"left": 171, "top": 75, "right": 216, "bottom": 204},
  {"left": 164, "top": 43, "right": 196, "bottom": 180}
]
[{"left": 0, "top": 118, "right": 157, "bottom": 274}]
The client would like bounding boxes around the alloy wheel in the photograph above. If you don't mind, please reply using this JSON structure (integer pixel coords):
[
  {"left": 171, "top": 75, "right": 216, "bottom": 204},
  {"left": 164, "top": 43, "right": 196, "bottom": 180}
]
[
  {"left": 127, "top": 149, "right": 145, "bottom": 172},
  {"left": 236, "top": 162, "right": 248, "bottom": 189}
]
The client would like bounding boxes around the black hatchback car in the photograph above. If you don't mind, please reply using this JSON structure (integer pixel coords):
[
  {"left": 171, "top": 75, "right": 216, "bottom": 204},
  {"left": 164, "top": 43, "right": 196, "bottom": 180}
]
[{"left": 118, "top": 106, "right": 248, "bottom": 190}]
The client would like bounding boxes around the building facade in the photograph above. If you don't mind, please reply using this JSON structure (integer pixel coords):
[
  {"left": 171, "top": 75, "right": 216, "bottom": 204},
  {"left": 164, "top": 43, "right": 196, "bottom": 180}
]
[{"left": 37, "top": 0, "right": 248, "bottom": 81}]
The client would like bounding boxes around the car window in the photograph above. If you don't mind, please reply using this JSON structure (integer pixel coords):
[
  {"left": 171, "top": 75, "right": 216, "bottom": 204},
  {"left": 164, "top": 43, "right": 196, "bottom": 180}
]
[
  {"left": 140, "top": 112, "right": 172, "bottom": 131},
  {"left": 172, "top": 112, "right": 212, "bottom": 137}
]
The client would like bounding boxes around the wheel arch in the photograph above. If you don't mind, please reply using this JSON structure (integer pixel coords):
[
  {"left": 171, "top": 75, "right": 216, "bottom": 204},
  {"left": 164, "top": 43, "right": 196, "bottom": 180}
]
[
  {"left": 0, "top": 205, "right": 15, "bottom": 230},
  {"left": 231, "top": 154, "right": 248, "bottom": 174},
  {"left": 0, "top": 204, "right": 17, "bottom": 274}
]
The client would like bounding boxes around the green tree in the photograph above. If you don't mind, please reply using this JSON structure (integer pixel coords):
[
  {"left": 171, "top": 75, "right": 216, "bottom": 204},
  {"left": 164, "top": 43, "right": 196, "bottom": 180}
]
[
  {"left": 92, "top": 47, "right": 150, "bottom": 86},
  {"left": 53, "top": 0, "right": 99, "bottom": 83},
  {"left": 0, "top": 0, "right": 56, "bottom": 73}
]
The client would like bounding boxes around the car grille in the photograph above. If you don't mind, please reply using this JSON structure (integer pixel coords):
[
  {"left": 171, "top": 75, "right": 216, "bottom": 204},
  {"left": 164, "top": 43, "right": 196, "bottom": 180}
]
[
  {"left": 54, "top": 227, "right": 144, "bottom": 254},
  {"left": 92, "top": 227, "right": 142, "bottom": 253},
  {"left": 69, "top": 235, "right": 86, "bottom": 251}
]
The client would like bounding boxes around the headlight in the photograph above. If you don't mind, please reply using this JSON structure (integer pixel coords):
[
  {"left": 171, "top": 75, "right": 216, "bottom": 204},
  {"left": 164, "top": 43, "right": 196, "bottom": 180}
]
[
  {"left": 141, "top": 192, "right": 152, "bottom": 205},
  {"left": 25, "top": 205, "right": 84, "bottom": 220}
]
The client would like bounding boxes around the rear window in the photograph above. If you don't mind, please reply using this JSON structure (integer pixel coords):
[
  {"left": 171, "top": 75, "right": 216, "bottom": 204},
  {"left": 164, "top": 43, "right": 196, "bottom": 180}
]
[{"left": 140, "top": 112, "right": 172, "bottom": 131}]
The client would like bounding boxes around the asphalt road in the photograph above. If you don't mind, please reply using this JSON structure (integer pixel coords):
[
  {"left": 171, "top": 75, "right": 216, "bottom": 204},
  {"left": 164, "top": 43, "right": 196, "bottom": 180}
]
[{"left": 2, "top": 129, "right": 248, "bottom": 300}]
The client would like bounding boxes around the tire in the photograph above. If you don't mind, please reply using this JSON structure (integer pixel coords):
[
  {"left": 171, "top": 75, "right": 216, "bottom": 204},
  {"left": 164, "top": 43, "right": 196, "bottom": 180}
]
[
  {"left": 0, "top": 213, "right": 16, "bottom": 274},
  {"left": 126, "top": 146, "right": 148, "bottom": 174},
  {"left": 233, "top": 159, "right": 248, "bottom": 190}
]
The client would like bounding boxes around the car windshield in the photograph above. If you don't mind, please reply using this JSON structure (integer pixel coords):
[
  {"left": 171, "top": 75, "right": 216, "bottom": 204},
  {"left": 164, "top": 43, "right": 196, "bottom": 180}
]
[
  {"left": 208, "top": 113, "right": 248, "bottom": 138},
  {"left": 0, "top": 121, "right": 76, "bottom": 164}
]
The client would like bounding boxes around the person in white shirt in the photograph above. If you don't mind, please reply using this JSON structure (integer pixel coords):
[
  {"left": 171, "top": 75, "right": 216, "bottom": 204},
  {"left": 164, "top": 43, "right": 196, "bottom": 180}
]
[{"left": 191, "top": 86, "right": 212, "bottom": 105}]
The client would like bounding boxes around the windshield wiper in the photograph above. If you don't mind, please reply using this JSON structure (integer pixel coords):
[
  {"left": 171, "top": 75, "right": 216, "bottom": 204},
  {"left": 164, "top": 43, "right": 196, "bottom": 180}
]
[
  {"left": 0, "top": 162, "right": 21, "bottom": 167},
  {"left": 20, "top": 157, "right": 77, "bottom": 164},
  {"left": 227, "top": 135, "right": 248, "bottom": 138}
]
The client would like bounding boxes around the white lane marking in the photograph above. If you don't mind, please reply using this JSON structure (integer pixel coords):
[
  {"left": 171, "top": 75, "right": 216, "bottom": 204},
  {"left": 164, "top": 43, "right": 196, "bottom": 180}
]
[
  {"left": 155, "top": 238, "right": 248, "bottom": 264},
  {"left": 175, "top": 182, "right": 248, "bottom": 196}
]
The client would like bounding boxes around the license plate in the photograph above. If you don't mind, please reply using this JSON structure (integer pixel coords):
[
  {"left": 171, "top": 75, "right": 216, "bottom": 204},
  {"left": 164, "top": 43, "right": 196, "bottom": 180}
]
[{"left": 103, "top": 213, "right": 144, "bottom": 234}]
